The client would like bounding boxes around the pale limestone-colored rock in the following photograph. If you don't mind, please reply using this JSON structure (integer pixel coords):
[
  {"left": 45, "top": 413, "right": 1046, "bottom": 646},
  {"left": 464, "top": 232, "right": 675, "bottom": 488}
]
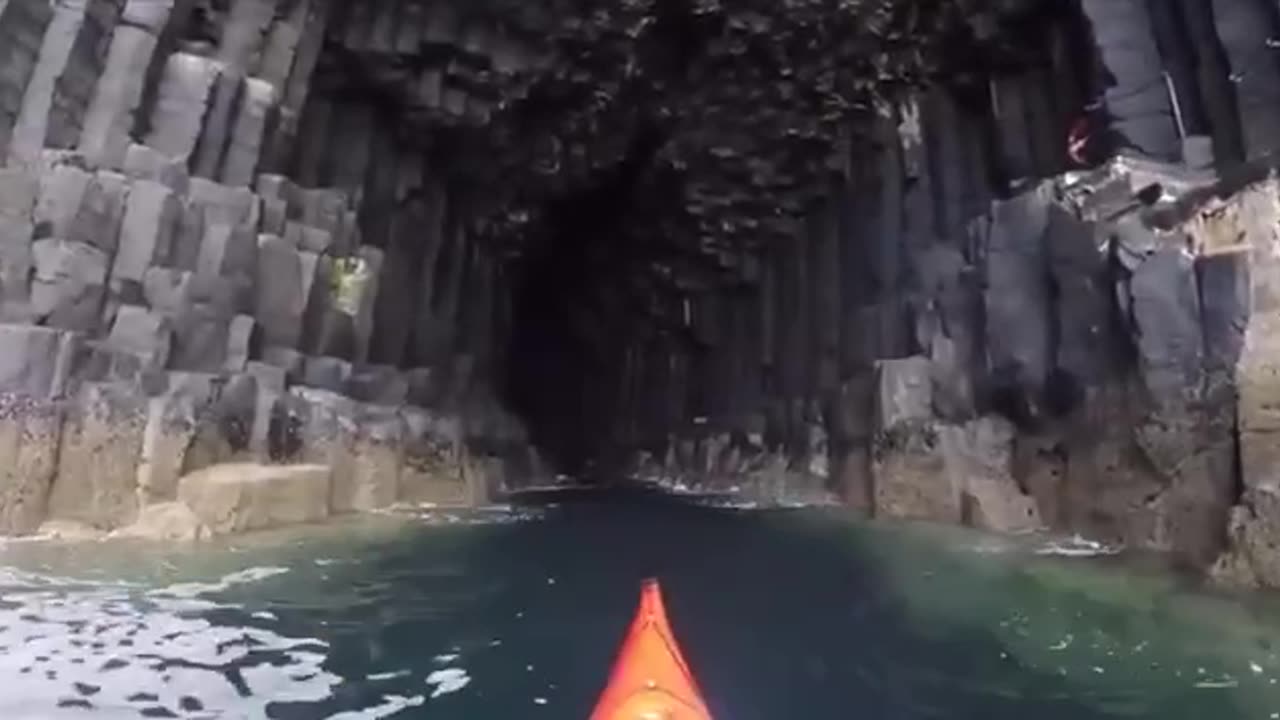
[
  {"left": 875, "top": 356, "right": 932, "bottom": 431},
  {"left": 0, "top": 167, "right": 38, "bottom": 309},
  {"left": 1212, "top": 485, "right": 1280, "bottom": 589},
  {"left": 262, "top": 344, "right": 304, "bottom": 375},
  {"left": 33, "top": 160, "right": 92, "bottom": 237},
  {"left": 191, "top": 73, "right": 240, "bottom": 180},
  {"left": 284, "top": 220, "right": 333, "bottom": 254},
  {"left": 113, "top": 501, "right": 209, "bottom": 541},
  {"left": 48, "top": 381, "right": 147, "bottom": 529},
  {"left": 0, "top": 323, "right": 78, "bottom": 398},
  {"left": 171, "top": 196, "right": 204, "bottom": 270},
  {"left": 224, "top": 313, "right": 257, "bottom": 371},
  {"left": 121, "top": 0, "right": 175, "bottom": 34},
  {"left": 261, "top": 196, "right": 286, "bottom": 235},
  {"left": 872, "top": 420, "right": 958, "bottom": 523},
  {"left": 195, "top": 222, "right": 256, "bottom": 311},
  {"left": 69, "top": 171, "right": 130, "bottom": 253},
  {"left": 168, "top": 275, "right": 236, "bottom": 371},
  {"left": 181, "top": 372, "right": 258, "bottom": 474},
  {"left": 258, "top": 0, "right": 307, "bottom": 89},
  {"left": 106, "top": 303, "right": 172, "bottom": 369},
  {"left": 0, "top": 166, "right": 40, "bottom": 222},
  {"left": 281, "top": 387, "right": 356, "bottom": 507},
  {"left": 135, "top": 373, "right": 219, "bottom": 504},
  {"left": 114, "top": 179, "right": 178, "bottom": 282},
  {"left": 217, "top": 0, "right": 275, "bottom": 71},
  {"left": 399, "top": 406, "right": 468, "bottom": 505},
  {"left": 254, "top": 174, "right": 296, "bottom": 203},
  {"left": 873, "top": 410, "right": 1040, "bottom": 531},
  {"left": 1238, "top": 312, "right": 1280, "bottom": 489},
  {"left": 37, "top": 519, "right": 107, "bottom": 541},
  {"left": 261, "top": 0, "right": 330, "bottom": 169},
  {"left": 945, "top": 417, "right": 1042, "bottom": 534},
  {"left": 243, "top": 360, "right": 284, "bottom": 459},
  {"left": 144, "top": 52, "right": 222, "bottom": 160},
  {"left": 142, "top": 266, "right": 192, "bottom": 315},
  {"left": 8, "top": 0, "right": 112, "bottom": 164},
  {"left": 189, "top": 177, "right": 259, "bottom": 229},
  {"left": 221, "top": 76, "right": 276, "bottom": 186},
  {"left": 0, "top": 0, "right": 56, "bottom": 155},
  {"left": 78, "top": 24, "right": 160, "bottom": 168},
  {"left": 254, "top": 233, "right": 305, "bottom": 347},
  {"left": 177, "top": 462, "right": 330, "bottom": 535},
  {"left": 871, "top": 353, "right": 957, "bottom": 522},
  {"left": 123, "top": 143, "right": 190, "bottom": 192},
  {"left": 0, "top": 395, "right": 63, "bottom": 535},
  {"left": 30, "top": 237, "right": 108, "bottom": 330},
  {"left": 344, "top": 404, "right": 404, "bottom": 512}
]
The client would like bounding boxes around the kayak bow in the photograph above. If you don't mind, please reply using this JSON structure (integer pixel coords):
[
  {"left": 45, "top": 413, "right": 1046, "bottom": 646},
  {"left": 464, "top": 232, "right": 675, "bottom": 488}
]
[{"left": 590, "top": 579, "right": 713, "bottom": 720}]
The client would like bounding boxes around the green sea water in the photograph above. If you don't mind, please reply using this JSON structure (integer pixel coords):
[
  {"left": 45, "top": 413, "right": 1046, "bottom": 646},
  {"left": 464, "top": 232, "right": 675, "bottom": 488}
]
[{"left": 0, "top": 489, "right": 1277, "bottom": 719}]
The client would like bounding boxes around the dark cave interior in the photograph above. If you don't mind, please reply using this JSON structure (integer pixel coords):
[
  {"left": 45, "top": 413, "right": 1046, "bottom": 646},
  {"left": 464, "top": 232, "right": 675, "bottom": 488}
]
[{"left": 276, "top": 0, "right": 1260, "bottom": 477}]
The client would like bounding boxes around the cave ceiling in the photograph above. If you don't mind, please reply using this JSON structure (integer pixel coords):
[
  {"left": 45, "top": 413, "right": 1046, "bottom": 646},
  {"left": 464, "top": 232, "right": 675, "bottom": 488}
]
[{"left": 309, "top": 0, "right": 1056, "bottom": 299}]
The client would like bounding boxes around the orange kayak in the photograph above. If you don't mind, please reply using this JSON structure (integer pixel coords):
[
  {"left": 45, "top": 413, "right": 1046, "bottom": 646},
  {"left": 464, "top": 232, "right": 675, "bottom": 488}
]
[{"left": 590, "top": 579, "right": 713, "bottom": 720}]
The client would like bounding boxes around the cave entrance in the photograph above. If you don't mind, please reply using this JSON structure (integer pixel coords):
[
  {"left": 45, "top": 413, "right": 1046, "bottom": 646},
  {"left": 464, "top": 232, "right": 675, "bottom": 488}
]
[
  {"left": 501, "top": 128, "right": 668, "bottom": 478},
  {"left": 290, "top": 0, "right": 1100, "bottom": 486}
]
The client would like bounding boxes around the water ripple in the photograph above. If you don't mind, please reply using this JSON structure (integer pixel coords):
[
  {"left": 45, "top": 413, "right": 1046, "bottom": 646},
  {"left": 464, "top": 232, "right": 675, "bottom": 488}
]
[{"left": 0, "top": 566, "right": 340, "bottom": 719}]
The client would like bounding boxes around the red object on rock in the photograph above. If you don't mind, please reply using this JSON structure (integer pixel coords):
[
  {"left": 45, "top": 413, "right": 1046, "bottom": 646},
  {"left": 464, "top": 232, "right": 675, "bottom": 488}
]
[
  {"left": 1067, "top": 114, "right": 1093, "bottom": 167},
  {"left": 590, "top": 579, "right": 714, "bottom": 720}
]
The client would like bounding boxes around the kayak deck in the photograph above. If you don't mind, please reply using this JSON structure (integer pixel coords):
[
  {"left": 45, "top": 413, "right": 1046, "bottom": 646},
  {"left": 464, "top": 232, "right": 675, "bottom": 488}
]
[{"left": 590, "top": 579, "right": 713, "bottom": 720}]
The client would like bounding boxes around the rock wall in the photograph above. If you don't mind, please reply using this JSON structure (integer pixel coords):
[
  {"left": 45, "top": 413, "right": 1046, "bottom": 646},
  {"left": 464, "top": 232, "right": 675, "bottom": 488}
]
[
  {"left": 0, "top": 0, "right": 547, "bottom": 539},
  {"left": 7, "top": 0, "right": 1280, "bottom": 591},
  {"left": 605, "top": 0, "right": 1280, "bottom": 590}
]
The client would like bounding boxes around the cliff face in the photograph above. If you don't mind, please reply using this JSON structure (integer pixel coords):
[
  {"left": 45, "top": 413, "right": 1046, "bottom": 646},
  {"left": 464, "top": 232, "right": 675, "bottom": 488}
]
[
  {"left": 2, "top": 0, "right": 1280, "bottom": 585},
  {"left": 0, "top": 0, "right": 547, "bottom": 540}
]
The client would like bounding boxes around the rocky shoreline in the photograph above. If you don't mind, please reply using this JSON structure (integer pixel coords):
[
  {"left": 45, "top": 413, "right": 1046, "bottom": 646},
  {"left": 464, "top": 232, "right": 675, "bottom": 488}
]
[
  {"left": 624, "top": 155, "right": 1280, "bottom": 592},
  {"left": 6, "top": 0, "right": 1280, "bottom": 596}
]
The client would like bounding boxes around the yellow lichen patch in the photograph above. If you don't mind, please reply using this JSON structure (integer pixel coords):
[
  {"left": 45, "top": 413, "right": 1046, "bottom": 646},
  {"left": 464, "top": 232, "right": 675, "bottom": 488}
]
[{"left": 329, "top": 257, "right": 372, "bottom": 317}]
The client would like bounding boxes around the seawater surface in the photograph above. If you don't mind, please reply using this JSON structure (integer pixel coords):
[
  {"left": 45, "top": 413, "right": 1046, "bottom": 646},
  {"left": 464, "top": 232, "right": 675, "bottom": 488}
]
[{"left": 1, "top": 490, "right": 1279, "bottom": 718}]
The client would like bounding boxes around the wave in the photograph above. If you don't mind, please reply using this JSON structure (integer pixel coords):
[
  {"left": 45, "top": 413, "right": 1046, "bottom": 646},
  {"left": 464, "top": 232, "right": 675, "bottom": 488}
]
[
  {"left": 0, "top": 565, "right": 339, "bottom": 719},
  {"left": 1033, "top": 535, "right": 1124, "bottom": 558}
]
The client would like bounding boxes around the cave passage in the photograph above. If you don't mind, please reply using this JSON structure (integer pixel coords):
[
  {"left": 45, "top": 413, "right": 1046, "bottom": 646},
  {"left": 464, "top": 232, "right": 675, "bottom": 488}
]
[
  {"left": 267, "top": 0, "right": 1273, "bottom": 498},
  {"left": 502, "top": 128, "right": 668, "bottom": 476}
]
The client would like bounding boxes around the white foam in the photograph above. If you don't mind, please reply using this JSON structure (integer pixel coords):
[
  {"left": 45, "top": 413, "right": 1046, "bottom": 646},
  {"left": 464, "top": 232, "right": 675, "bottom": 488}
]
[
  {"left": 0, "top": 566, "right": 341, "bottom": 718},
  {"left": 426, "top": 668, "right": 471, "bottom": 698},
  {"left": 377, "top": 505, "right": 545, "bottom": 526},
  {"left": 328, "top": 694, "right": 426, "bottom": 720},
  {"left": 1034, "top": 535, "right": 1122, "bottom": 558},
  {"left": 1194, "top": 679, "right": 1239, "bottom": 689},
  {"left": 151, "top": 566, "right": 290, "bottom": 599}
]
